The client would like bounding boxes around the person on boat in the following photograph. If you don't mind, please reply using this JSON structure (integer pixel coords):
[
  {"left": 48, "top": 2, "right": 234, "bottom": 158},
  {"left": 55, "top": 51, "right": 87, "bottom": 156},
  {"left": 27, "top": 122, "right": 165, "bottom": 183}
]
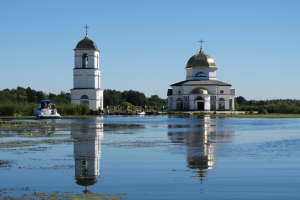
[{"left": 51, "top": 103, "right": 56, "bottom": 114}]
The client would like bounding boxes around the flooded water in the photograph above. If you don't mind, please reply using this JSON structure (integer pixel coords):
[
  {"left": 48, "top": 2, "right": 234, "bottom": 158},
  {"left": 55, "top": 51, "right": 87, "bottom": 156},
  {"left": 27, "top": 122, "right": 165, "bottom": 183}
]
[{"left": 1, "top": 115, "right": 300, "bottom": 199}]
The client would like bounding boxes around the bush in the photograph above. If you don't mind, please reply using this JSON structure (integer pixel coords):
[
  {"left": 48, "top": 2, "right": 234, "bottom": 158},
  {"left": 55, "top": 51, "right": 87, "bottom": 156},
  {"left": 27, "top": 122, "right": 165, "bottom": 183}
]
[
  {"left": 0, "top": 104, "right": 16, "bottom": 116},
  {"left": 0, "top": 103, "right": 36, "bottom": 116},
  {"left": 57, "top": 104, "right": 89, "bottom": 115},
  {"left": 258, "top": 108, "right": 268, "bottom": 114},
  {"left": 122, "top": 102, "right": 133, "bottom": 108}
]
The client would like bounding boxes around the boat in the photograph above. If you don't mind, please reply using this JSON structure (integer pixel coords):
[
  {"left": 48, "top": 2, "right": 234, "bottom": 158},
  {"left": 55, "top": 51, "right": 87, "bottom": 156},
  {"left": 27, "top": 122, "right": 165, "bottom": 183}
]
[
  {"left": 34, "top": 100, "right": 61, "bottom": 119},
  {"left": 136, "top": 110, "right": 146, "bottom": 115}
]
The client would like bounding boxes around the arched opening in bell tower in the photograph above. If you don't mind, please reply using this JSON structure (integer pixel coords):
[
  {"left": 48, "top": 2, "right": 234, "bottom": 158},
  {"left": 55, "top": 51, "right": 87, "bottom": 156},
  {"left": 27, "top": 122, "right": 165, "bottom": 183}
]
[
  {"left": 82, "top": 53, "right": 88, "bottom": 68},
  {"left": 81, "top": 95, "right": 89, "bottom": 106}
]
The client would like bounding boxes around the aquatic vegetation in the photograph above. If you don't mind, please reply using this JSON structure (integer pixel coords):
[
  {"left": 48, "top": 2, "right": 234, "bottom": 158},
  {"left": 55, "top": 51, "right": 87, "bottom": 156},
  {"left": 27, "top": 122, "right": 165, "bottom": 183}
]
[
  {"left": 2, "top": 191, "right": 128, "bottom": 200},
  {"left": 0, "top": 138, "right": 73, "bottom": 149},
  {"left": 102, "top": 140, "right": 168, "bottom": 148}
]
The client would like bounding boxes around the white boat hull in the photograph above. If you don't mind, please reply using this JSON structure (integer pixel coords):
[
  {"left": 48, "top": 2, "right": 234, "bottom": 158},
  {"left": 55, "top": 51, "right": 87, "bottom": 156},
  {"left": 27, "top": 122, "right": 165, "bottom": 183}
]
[
  {"left": 136, "top": 111, "right": 146, "bottom": 115},
  {"left": 34, "top": 108, "right": 61, "bottom": 119}
]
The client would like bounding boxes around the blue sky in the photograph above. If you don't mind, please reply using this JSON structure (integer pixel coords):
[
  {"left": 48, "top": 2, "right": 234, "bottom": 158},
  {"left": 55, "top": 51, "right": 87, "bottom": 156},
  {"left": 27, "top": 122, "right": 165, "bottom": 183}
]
[{"left": 1, "top": 0, "right": 299, "bottom": 100}]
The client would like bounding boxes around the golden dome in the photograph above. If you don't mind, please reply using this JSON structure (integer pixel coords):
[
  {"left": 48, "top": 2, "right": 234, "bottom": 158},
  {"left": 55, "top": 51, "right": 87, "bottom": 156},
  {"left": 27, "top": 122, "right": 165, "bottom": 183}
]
[
  {"left": 185, "top": 48, "right": 217, "bottom": 69},
  {"left": 189, "top": 88, "right": 210, "bottom": 95}
]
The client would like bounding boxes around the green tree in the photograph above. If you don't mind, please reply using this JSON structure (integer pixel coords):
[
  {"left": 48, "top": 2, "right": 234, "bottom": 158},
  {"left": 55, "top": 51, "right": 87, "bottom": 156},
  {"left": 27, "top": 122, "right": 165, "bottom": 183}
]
[
  {"left": 236, "top": 96, "right": 247, "bottom": 105},
  {"left": 104, "top": 89, "right": 123, "bottom": 106},
  {"left": 148, "top": 95, "right": 167, "bottom": 106},
  {"left": 121, "top": 90, "right": 148, "bottom": 106}
]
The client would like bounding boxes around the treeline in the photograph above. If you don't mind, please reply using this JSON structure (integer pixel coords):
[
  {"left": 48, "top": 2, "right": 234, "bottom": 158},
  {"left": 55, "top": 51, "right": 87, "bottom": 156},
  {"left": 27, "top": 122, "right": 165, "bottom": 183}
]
[
  {"left": 0, "top": 87, "right": 167, "bottom": 116},
  {"left": 0, "top": 87, "right": 167, "bottom": 107},
  {"left": 235, "top": 96, "right": 300, "bottom": 114},
  {"left": 104, "top": 89, "right": 167, "bottom": 107},
  {"left": 236, "top": 96, "right": 300, "bottom": 106},
  {"left": 0, "top": 86, "right": 71, "bottom": 104}
]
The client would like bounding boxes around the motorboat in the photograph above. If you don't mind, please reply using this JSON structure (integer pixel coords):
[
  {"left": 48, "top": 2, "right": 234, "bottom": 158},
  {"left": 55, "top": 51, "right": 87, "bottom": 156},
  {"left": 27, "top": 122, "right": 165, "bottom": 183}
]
[
  {"left": 136, "top": 110, "right": 146, "bottom": 115},
  {"left": 34, "top": 100, "right": 61, "bottom": 119}
]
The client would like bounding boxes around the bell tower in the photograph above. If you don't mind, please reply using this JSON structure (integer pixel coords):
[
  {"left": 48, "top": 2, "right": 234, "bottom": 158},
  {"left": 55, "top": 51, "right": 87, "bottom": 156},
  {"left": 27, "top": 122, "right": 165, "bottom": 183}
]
[{"left": 70, "top": 25, "right": 104, "bottom": 110}]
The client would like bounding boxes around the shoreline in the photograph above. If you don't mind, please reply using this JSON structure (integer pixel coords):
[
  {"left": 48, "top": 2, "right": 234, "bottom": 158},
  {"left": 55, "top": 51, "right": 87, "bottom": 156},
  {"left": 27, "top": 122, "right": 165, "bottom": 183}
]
[{"left": 1, "top": 113, "right": 300, "bottom": 119}]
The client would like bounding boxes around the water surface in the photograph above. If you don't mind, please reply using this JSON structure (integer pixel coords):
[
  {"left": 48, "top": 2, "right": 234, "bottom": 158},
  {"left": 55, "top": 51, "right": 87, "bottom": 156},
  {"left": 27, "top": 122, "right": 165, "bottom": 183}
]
[{"left": 1, "top": 115, "right": 300, "bottom": 199}]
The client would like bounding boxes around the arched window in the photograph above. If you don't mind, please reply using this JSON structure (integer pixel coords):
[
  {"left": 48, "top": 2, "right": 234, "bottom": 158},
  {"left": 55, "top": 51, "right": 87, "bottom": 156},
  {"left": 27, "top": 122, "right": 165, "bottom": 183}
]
[
  {"left": 194, "top": 96, "right": 204, "bottom": 101},
  {"left": 82, "top": 53, "right": 88, "bottom": 68},
  {"left": 81, "top": 95, "right": 89, "bottom": 99},
  {"left": 219, "top": 98, "right": 225, "bottom": 110},
  {"left": 176, "top": 98, "right": 183, "bottom": 110},
  {"left": 195, "top": 72, "right": 207, "bottom": 77}
]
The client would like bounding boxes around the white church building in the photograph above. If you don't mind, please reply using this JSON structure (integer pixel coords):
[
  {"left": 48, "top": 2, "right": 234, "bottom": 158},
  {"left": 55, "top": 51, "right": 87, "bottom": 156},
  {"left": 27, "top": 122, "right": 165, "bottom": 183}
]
[
  {"left": 71, "top": 25, "right": 103, "bottom": 110},
  {"left": 167, "top": 40, "right": 235, "bottom": 111}
]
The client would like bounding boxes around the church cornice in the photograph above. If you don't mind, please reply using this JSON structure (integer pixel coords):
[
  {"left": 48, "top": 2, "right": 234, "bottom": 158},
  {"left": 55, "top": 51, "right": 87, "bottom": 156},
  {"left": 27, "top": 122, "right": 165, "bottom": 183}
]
[
  {"left": 185, "top": 66, "right": 218, "bottom": 70},
  {"left": 74, "top": 49, "right": 100, "bottom": 52},
  {"left": 170, "top": 80, "right": 231, "bottom": 87},
  {"left": 71, "top": 88, "right": 103, "bottom": 91},
  {"left": 73, "top": 68, "right": 100, "bottom": 70}
]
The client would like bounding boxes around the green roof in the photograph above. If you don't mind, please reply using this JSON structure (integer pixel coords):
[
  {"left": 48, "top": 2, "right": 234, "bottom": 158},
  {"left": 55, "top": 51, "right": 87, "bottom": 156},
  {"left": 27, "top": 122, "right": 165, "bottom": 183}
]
[{"left": 74, "top": 36, "right": 98, "bottom": 51}]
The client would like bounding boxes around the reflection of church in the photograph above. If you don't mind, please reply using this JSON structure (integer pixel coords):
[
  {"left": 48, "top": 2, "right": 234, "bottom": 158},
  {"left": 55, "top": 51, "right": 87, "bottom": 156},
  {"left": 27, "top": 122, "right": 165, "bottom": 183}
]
[
  {"left": 168, "top": 116, "right": 234, "bottom": 183},
  {"left": 71, "top": 121, "right": 103, "bottom": 191},
  {"left": 167, "top": 40, "right": 235, "bottom": 111}
]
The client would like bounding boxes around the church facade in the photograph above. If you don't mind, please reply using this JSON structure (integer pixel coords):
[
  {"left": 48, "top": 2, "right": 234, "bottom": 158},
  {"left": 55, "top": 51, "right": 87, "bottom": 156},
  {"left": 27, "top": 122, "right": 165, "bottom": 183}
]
[
  {"left": 167, "top": 42, "right": 235, "bottom": 111},
  {"left": 70, "top": 26, "right": 103, "bottom": 110}
]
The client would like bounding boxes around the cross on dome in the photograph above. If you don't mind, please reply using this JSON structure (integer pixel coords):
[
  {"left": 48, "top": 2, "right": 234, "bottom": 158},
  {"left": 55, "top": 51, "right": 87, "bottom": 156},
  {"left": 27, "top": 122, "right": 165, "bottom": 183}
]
[
  {"left": 198, "top": 39, "right": 204, "bottom": 51},
  {"left": 84, "top": 24, "right": 90, "bottom": 36}
]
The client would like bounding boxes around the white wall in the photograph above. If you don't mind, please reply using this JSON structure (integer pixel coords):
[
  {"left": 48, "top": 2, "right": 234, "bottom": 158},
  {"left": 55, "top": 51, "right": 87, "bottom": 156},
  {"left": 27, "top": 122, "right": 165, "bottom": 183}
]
[
  {"left": 73, "top": 69, "right": 100, "bottom": 89},
  {"left": 186, "top": 68, "right": 217, "bottom": 80},
  {"left": 71, "top": 89, "right": 104, "bottom": 110}
]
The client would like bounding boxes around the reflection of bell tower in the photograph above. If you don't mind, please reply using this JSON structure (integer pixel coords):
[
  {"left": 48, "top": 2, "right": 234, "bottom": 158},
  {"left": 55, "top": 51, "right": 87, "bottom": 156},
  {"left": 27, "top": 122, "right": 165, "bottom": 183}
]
[{"left": 71, "top": 121, "right": 103, "bottom": 192}]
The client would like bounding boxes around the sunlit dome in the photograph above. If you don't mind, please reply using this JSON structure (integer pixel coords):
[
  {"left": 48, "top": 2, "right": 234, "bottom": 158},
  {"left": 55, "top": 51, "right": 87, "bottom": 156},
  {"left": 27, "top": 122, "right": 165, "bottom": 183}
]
[
  {"left": 189, "top": 88, "right": 210, "bottom": 95},
  {"left": 185, "top": 48, "right": 217, "bottom": 69}
]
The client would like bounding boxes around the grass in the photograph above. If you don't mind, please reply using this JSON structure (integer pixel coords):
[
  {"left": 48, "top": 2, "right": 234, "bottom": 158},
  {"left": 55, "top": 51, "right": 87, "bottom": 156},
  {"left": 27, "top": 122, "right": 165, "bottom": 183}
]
[
  {"left": 0, "top": 103, "right": 90, "bottom": 116},
  {"left": 227, "top": 113, "right": 300, "bottom": 118}
]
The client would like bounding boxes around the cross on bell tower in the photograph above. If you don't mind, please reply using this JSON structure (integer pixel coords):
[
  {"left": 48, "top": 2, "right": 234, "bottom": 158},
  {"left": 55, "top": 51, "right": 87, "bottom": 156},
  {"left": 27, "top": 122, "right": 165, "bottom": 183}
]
[{"left": 84, "top": 24, "right": 89, "bottom": 37}]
